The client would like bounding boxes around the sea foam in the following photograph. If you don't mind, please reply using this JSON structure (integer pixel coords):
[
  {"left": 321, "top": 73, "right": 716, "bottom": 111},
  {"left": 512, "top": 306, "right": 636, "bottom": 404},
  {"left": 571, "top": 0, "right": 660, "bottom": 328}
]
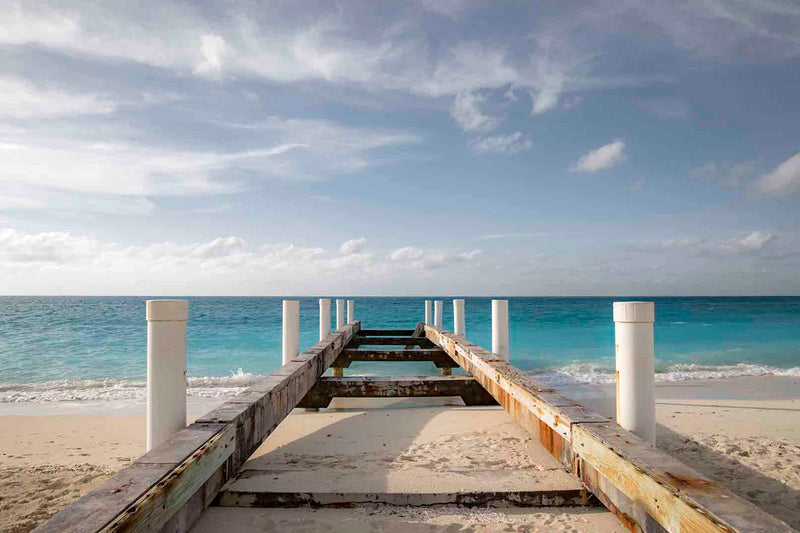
[
  {"left": 533, "top": 362, "right": 800, "bottom": 387},
  {"left": 2, "top": 364, "right": 800, "bottom": 403},
  {"left": 0, "top": 368, "right": 257, "bottom": 403}
]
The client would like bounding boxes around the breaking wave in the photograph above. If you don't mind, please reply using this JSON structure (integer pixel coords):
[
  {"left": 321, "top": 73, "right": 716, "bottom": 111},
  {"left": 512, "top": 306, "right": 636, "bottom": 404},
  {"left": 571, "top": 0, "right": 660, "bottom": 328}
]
[
  {"left": 532, "top": 362, "right": 800, "bottom": 387},
  {"left": 0, "top": 368, "right": 260, "bottom": 403}
]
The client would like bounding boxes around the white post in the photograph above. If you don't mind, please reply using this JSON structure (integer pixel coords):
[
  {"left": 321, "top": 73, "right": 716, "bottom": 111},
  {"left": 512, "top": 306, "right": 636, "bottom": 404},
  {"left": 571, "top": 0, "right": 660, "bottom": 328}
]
[
  {"left": 146, "top": 299, "right": 188, "bottom": 451},
  {"left": 282, "top": 300, "right": 300, "bottom": 366},
  {"left": 453, "top": 299, "right": 465, "bottom": 337},
  {"left": 336, "top": 299, "right": 345, "bottom": 329},
  {"left": 492, "top": 299, "right": 509, "bottom": 360},
  {"left": 319, "top": 298, "right": 331, "bottom": 341},
  {"left": 434, "top": 300, "right": 443, "bottom": 329},
  {"left": 346, "top": 299, "right": 355, "bottom": 324},
  {"left": 614, "top": 301, "right": 656, "bottom": 445},
  {"left": 424, "top": 300, "right": 432, "bottom": 325}
]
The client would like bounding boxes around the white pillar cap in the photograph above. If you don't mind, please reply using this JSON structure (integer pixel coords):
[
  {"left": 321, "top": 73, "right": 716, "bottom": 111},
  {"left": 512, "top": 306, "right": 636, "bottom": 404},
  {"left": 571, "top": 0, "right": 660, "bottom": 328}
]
[
  {"left": 613, "top": 301, "right": 654, "bottom": 323},
  {"left": 146, "top": 300, "right": 189, "bottom": 321}
]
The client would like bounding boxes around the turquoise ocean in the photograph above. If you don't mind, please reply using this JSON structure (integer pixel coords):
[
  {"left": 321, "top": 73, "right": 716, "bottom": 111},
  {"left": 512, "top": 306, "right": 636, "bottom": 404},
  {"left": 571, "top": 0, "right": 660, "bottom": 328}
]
[{"left": 1, "top": 296, "right": 799, "bottom": 403}]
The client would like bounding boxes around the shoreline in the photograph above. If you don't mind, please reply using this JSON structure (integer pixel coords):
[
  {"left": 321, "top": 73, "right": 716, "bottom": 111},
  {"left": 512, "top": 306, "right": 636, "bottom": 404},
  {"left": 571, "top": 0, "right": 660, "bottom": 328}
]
[{"left": 1, "top": 375, "right": 799, "bottom": 531}]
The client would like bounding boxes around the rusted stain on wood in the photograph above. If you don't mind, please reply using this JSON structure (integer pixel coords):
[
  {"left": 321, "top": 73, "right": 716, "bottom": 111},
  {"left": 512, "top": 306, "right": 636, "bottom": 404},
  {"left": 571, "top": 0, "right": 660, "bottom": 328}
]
[
  {"left": 331, "top": 348, "right": 455, "bottom": 369},
  {"left": 425, "top": 325, "right": 795, "bottom": 533},
  {"left": 297, "top": 376, "right": 498, "bottom": 408},
  {"left": 350, "top": 336, "right": 435, "bottom": 347},
  {"left": 573, "top": 423, "right": 794, "bottom": 533},
  {"left": 216, "top": 488, "right": 596, "bottom": 508}
]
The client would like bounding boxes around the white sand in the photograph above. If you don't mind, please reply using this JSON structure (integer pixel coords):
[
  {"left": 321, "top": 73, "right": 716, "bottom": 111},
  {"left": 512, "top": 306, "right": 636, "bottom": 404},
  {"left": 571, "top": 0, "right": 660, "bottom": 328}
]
[
  {"left": 2, "top": 376, "right": 799, "bottom": 531},
  {"left": 192, "top": 506, "right": 627, "bottom": 533}
]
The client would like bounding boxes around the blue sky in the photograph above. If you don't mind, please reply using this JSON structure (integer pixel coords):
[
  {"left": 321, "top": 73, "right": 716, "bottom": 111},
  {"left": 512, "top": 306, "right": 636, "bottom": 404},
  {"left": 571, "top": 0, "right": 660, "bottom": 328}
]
[{"left": 1, "top": 0, "right": 799, "bottom": 295}]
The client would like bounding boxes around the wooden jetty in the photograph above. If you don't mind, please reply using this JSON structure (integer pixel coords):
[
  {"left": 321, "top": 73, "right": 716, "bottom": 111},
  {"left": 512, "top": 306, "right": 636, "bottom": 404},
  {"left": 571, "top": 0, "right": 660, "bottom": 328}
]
[{"left": 35, "top": 320, "right": 796, "bottom": 533}]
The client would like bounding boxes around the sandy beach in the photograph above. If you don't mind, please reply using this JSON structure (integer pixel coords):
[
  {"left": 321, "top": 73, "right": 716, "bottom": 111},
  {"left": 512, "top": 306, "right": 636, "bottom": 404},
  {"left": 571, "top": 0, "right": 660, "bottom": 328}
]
[{"left": 2, "top": 375, "right": 799, "bottom": 532}]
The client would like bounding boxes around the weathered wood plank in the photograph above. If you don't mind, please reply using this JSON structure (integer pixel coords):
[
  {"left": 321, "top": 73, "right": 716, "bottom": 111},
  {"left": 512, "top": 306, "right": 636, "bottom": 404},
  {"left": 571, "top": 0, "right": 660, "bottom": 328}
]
[
  {"left": 100, "top": 424, "right": 236, "bottom": 533},
  {"left": 351, "top": 336, "right": 435, "bottom": 347},
  {"left": 424, "top": 326, "right": 795, "bottom": 532},
  {"left": 359, "top": 329, "right": 416, "bottom": 336},
  {"left": 297, "top": 376, "right": 498, "bottom": 408},
  {"left": 216, "top": 488, "right": 594, "bottom": 508},
  {"left": 32, "top": 464, "right": 175, "bottom": 533},
  {"left": 573, "top": 422, "right": 796, "bottom": 533},
  {"left": 35, "top": 322, "right": 361, "bottom": 533},
  {"left": 331, "top": 348, "right": 456, "bottom": 368},
  {"left": 424, "top": 327, "right": 607, "bottom": 445}
]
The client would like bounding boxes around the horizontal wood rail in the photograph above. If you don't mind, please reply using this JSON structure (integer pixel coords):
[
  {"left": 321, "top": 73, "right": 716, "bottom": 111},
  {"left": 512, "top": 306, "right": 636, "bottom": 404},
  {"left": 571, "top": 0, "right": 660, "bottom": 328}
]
[
  {"left": 35, "top": 323, "right": 360, "bottom": 533},
  {"left": 351, "top": 336, "right": 434, "bottom": 347},
  {"left": 332, "top": 348, "right": 455, "bottom": 368},
  {"left": 297, "top": 376, "right": 498, "bottom": 408},
  {"left": 424, "top": 325, "right": 794, "bottom": 533},
  {"left": 358, "top": 329, "right": 416, "bottom": 336}
]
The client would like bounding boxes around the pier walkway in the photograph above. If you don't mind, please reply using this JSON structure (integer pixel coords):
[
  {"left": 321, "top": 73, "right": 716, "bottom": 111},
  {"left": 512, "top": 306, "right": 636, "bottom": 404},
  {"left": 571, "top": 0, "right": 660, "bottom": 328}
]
[{"left": 35, "top": 322, "right": 797, "bottom": 533}]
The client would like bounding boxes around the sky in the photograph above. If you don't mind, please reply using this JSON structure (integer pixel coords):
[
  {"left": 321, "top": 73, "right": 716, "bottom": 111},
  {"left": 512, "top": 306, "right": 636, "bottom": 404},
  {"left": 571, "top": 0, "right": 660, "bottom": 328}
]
[{"left": 1, "top": 0, "right": 799, "bottom": 296}]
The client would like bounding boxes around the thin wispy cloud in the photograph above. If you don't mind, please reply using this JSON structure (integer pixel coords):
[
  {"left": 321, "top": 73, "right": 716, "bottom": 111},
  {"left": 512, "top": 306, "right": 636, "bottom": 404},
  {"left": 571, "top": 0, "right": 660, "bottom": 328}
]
[
  {"left": 478, "top": 233, "right": 542, "bottom": 240},
  {"left": 470, "top": 132, "right": 532, "bottom": 154},
  {"left": 569, "top": 140, "right": 626, "bottom": 173}
]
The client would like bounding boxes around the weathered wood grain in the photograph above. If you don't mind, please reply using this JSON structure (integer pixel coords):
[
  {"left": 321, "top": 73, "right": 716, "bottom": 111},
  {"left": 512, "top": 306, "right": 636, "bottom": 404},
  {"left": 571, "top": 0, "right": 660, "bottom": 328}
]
[
  {"left": 297, "top": 376, "right": 498, "bottom": 408},
  {"left": 216, "top": 488, "right": 594, "bottom": 508},
  {"left": 331, "top": 348, "right": 455, "bottom": 368},
  {"left": 425, "top": 325, "right": 795, "bottom": 533},
  {"left": 35, "top": 323, "right": 360, "bottom": 533},
  {"left": 351, "top": 336, "right": 434, "bottom": 347},
  {"left": 424, "top": 327, "right": 608, "bottom": 445},
  {"left": 573, "top": 422, "right": 796, "bottom": 533},
  {"left": 359, "top": 329, "right": 416, "bottom": 336},
  {"left": 101, "top": 424, "right": 236, "bottom": 533}
]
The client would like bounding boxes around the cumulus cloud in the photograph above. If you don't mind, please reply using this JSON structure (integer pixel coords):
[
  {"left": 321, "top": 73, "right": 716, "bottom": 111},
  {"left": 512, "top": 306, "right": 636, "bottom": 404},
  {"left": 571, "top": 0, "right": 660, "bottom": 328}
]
[
  {"left": 388, "top": 245, "right": 481, "bottom": 270},
  {"left": 194, "top": 34, "right": 231, "bottom": 77},
  {"left": 569, "top": 140, "right": 626, "bottom": 173},
  {"left": 469, "top": 132, "right": 532, "bottom": 154},
  {"left": 719, "top": 231, "right": 776, "bottom": 254},
  {"left": 749, "top": 152, "right": 800, "bottom": 197},
  {"left": 339, "top": 238, "right": 367, "bottom": 255},
  {"left": 450, "top": 91, "right": 499, "bottom": 132},
  {"left": 0, "top": 229, "right": 486, "bottom": 294}
]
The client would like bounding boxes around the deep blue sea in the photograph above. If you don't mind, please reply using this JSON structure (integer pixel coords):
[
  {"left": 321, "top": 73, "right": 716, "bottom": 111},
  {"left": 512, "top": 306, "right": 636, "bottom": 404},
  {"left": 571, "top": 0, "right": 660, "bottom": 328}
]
[{"left": 1, "top": 296, "right": 799, "bottom": 402}]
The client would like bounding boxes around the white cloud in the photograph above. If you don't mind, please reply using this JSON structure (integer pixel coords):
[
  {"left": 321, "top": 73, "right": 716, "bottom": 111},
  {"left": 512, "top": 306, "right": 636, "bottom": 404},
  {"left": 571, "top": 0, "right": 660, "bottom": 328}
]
[
  {"left": 529, "top": 72, "right": 564, "bottom": 115},
  {"left": 194, "top": 34, "right": 231, "bottom": 76},
  {"left": 450, "top": 91, "right": 499, "bottom": 132},
  {"left": 692, "top": 159, "right": 759, "bottom": 187},
  {"left": 569, "top": 140, "right": 626, "bottom": 173},
  {"left": 478, "top": 233, "right": 542, "bottom": 240},
  {"left": 0, "top": 77, "right": 116, "bottom": 119},
  {"left": 0, "top": 117, "right": 420, "bottom": 211},
  {"left": 749, "top": 152, "right": 800, "bottom": 197},
  {"left": 388, "top": 245, "right": 481, "bottom": 270},
  {"left": 625, "top": 237, "right": 704, "bottom": 253},
  {"left": 719, "top": 231, "right": 776, "bottom": 254},
  {"left": 339, "top": 238, "right": 367, "bottom": 255},
  {"left": 389, "top": 246, "right": 425, "bottom": 262},
  {"left": 470, "top": 132, "right": 532, "bottom": 154},
  {"left": 0, "top": 229, "right": 484, "bottom": 294},
  {"left": 0, "top": 2, "right": 670, "bottom": 103}
]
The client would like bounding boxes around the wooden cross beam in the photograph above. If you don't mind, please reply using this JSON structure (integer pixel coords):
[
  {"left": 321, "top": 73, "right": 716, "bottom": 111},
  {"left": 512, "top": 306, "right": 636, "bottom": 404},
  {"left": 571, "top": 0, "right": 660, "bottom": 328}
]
[{"left": 297, "top": 376, "right": 498, "bottom": 408}]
